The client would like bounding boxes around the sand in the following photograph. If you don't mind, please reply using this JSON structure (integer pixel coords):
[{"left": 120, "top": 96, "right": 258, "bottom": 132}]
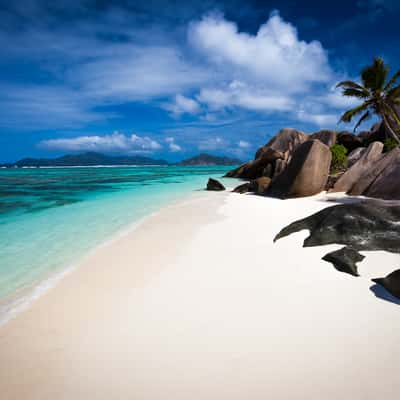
[{"left": 0, "top": 191, "right": 399, "bottom": 400}]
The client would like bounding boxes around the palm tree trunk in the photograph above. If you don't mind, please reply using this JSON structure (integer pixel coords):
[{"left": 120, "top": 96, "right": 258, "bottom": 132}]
[{"left": 382, "top": 114, "right": 400, "bottom": 144}]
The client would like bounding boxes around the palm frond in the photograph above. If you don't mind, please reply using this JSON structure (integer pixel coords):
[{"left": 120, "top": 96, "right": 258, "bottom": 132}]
[
  {"left": 336, "top": 80, "right": 365, "bottom": 91},
  {"left": 382, "top": 102, "right": 400, "bottom": 126},
  {"left": 339, "top": 102, "right": 370, "bottom": 123},
  {"left": 384, "top": 70, "right": 400, "bottom": 92},
  {"left": 342, "top": 88, "right": 370, "bottom": 99},
  {"left": 386, "top": 84, "right": 400, "bottom": 100},
  {"left": 361, "top": 57, "right": 389, "bottom": 91},
  {"left": 353, "top": 111, "right": 371, "bottom": 132}
]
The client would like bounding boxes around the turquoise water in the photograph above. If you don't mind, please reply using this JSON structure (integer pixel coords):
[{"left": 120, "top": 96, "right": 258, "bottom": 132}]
[{"left": 0, "top": 166, "right": 236, "bottom": 309}]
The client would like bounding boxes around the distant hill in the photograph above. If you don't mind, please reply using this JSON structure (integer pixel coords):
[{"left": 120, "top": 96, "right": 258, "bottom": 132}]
[
  {"left": 177, "top": 153, "right": 242, "bottom": 166},
  {"left": 1, "top": 152, "right": 169, "bottom": 167}
]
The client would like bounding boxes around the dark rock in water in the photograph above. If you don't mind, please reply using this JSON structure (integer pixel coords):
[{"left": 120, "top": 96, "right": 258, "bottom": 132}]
[
  {"left": 349, "top": 147, "right": 400, "bottom": 197},
  {"left": 225, "top": 148, "right": 284, "bottom": 179},
  {"left": 232, "top": 182, "right": 251, "bottom": 194},
  {"left": 267, "top": 140, "right": 331, "bottom": 199},
  {"left": 249, "top": 176, "right": 271, "bottom": 195},
  {"left": 330, "top": 141, "right": 383, "bottom": 193},
  {"left": 347, "top": 147, "right": 366, "bottom": 167},
  {"left": 309, "top": 130, "right": 337, "bottom": 147},
  {"left": 255, "top": 128, "right": 307, "bottom": 160},
  {"left": 322, "top": 247, "right": 365, "bottom": 277},
  {"left": 274, "top": 200, "right": 400, "bottom": 253},
  {"left": 206, "top": 178, "right": 225, "bottom": 191},
  {"left": 372, "top": 269, "right": 400, "bottom": 300},
  {"left": 337, "top": 132, "right": 364, "bottom": 152}
]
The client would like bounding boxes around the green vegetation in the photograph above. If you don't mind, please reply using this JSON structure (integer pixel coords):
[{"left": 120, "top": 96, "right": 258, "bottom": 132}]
[
  {"left": 384, "top": 138, "right": 398, "bottom": 152},
  {"left": 330, "top": 144, "right": 348, "bottom": 173},
  {"left": 337, "top": 57, "right": 400, "bottom": 144}
]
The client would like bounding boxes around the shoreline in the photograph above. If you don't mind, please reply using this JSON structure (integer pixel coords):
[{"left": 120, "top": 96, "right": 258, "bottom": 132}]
[
  {"left": 0, "top": 189, "right": 218, "bottom": 327},
  {"left": 1, "top": 190, "right": 399, "bottom": 399}
]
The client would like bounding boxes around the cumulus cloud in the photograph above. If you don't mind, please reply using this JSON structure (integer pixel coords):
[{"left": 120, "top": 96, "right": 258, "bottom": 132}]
[
  {"left": 165, "top": 137, "right": 182, "bottom": 152},
  {"left": 189, "top": 11, "right": 332, "bottom": 91},
  {"left": 0, "top": 5, "right": 354, "bottom": 135},
  {"left": 163, "top": 94, "right": 201, "bottom": 116},
  {"left": 39, "top": 132, "right": 162, "bottom": 154},
  {"left": 197, "top": 83, "right": 293, "bottom": 112}
]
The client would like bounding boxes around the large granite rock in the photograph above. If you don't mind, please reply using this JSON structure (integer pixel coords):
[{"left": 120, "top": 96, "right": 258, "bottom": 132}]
[
  {"left": 359, "top": 123, "right": 387, "bottom": 146},
  {"left": 255, "top": 128, "right": 307, "bottom": 160},
  {"left": 330, "top": 141, "right": 383, "bottom": 193},
  {"left": 249, "top": 176, "right": 271, "bottom": 194},
  {"left": 347, "top": 147, "right": 366, "bottom": 167},
  {"left": 337, "top": 131, "right": 364, "bottom": 152},
  {"left": 363, "top": 151, "right": 400, "bottom": 200},
  {"left": 322, "top": 246, "right": 365, "bottom": 277},
  {"left": 226, "top": 128, "right": 307, "bottom": 180},
  {"left": 372, "top": 269, "right": 400, "bottom": 300},
  {"left": 267, "top": 140, "right": 331, "bottom": 199},
  {"left": 349, "top": 147, "right": 400, "bottom": 196},
  {"left": 309, "top": 130, "right": 337, "bottom": 147},
  {"left": 225, "top": 148, "right": 284, "bottom": 179},
  {"left": 206, "top": 178, "right": 225, "bottom": 191},
  {"left": 274, "top": 199, "right": 400, "bottom": 253}
]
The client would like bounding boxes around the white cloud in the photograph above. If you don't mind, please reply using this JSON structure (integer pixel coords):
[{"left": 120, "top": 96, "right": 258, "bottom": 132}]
[
  {"left": 39, "top": 132, "right": 162, "bottom": 154},
  {"left": 188, "top": 11, "right": 331, "bottom": 92},
  {"left": 198, "top": 136, "right": 228, "bottom": 151},
  {"left": 238, "top": 140, "right": 251, "bottom": 148},
  {"left": 0, "top": 7, "right": 352, "bottom": 132},
  {"left": 197, "top": 82, "right": 293, "bottom": 112},
  {"left": 165, "top": 137, "right": 182, "bottom": 152},
  {"left": 296, "top": 111, "right": 338, "bottom": 127},
  {"left": 163, "top": 94, "right": 201, "bottom": 116}
]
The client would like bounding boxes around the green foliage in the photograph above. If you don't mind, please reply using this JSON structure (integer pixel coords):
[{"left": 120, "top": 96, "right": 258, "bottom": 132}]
[
  {"left": 384, "top": 138, "right": 398, "bottom": 152},
  {"left": 330, "top": 144, "right": 348, "bottom": 173}
]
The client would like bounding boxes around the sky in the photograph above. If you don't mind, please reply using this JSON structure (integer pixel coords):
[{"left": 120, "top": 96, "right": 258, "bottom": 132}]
[{"left": 1, "top": 0, "right": 400, "bottom": 162}]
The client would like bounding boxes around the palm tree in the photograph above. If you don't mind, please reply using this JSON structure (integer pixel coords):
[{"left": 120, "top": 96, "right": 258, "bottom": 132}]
[{"left": 337, "top": 57, "right": 400, "bottom": 144}]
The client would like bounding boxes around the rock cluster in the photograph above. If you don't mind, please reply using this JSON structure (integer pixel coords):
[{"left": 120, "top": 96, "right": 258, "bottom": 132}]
[{"left": 226, "top": 122, "right": 400, "bottom": 201}]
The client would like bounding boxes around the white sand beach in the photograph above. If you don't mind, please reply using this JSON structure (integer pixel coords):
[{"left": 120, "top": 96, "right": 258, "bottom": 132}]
[{"left": 0, "top": 191, "right": 399, "bottom": 400}]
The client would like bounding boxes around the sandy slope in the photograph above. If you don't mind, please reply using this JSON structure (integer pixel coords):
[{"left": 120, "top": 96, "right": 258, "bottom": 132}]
[{"left": 0, "top": 191, "right": 399, "bottom": 400}]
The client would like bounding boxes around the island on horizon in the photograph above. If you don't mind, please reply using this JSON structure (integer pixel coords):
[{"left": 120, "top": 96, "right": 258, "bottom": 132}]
[{"left": 0, "top": 152, "right": 242, "bottom": 168}]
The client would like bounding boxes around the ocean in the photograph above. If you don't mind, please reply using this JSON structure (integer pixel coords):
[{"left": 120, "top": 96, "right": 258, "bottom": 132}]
[{"left": 0, "top": 165, "right": 237, "bottom": 322}]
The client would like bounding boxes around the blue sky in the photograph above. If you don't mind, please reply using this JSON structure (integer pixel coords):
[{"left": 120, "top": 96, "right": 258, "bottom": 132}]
[{"left": 1, "top": 0, "right": 400, "bottom": 162}]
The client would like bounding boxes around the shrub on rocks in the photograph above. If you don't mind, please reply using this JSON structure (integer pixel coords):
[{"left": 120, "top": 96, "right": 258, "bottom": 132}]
[{"left": 330, "top": 144, "right": 348, "bottom": 173}]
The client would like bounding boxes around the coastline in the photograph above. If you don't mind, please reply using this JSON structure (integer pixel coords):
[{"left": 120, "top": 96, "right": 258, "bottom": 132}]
[
  {"left": 1, "top": 190, "right": 399, "bottom": 399},
  {"left": 0, "top": 189, "right": 221, "bottom": 326}
]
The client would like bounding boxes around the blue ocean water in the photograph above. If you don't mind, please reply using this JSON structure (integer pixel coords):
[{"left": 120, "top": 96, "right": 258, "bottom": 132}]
[{"left": 0, "top": 166, "right": 236, "bottom": 311}]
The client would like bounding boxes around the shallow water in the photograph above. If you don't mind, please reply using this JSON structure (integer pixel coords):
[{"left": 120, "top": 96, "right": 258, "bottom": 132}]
[{"left": 0, "top": 166, "right": 237, "bottom": 310}]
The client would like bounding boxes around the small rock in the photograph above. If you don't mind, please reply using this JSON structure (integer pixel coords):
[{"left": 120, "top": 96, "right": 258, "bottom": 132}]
[
  {"left": 322, "top": 246, "right": 365, "bottom": 277},
  {"left": 232, "top": 182, "right": 251, "bottom": 194},
  {"left": 206, "top": 178, "right": 225, "bottom": 191},
  {"left": 372, "top": 269, "right": 400, "bottom": 300}
]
